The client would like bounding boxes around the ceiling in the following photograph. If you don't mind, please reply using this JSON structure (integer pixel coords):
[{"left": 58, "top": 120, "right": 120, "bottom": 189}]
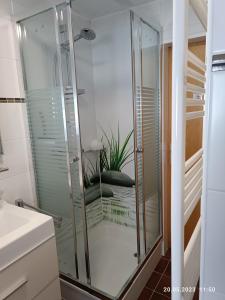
[{"left": 71, "top": 0, "right": 155, "bottom": 19}]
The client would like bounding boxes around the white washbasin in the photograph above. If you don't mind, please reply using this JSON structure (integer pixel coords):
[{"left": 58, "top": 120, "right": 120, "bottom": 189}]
[
  {"left": 0, "top": 201, "right": 55, "bottom": 271},
  {"left": 0, "top": 210, "right": 28, "bottom": 238}
]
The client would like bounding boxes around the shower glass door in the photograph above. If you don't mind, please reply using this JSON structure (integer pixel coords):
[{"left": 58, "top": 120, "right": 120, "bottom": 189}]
[
  {"left": 18, "top": 3, "right": 89, "bottom": 283},
  {"left": 131, "top": 12, "right": 161, "bottom": 257},
  {"left": 70, "top": 6, "right": 139, "bottom": 297}
]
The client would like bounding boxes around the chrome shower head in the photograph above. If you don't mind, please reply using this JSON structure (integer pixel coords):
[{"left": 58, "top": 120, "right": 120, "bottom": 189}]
[{"left": 74, "top": 28, "right": 96, "bottom": 42}]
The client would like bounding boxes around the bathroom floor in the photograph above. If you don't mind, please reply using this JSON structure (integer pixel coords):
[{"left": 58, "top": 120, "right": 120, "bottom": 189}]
[{"left": 138, "top": 249, "right": 199, "bottom": 300}]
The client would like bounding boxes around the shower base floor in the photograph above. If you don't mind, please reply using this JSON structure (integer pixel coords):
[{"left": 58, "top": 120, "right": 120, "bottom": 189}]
[{"left": 57, "top": 220, "right": 138, "bottom": 297}]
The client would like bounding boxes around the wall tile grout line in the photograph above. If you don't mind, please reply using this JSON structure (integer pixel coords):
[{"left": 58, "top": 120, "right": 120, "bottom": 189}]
[{"left": 0, "top": 98, "right": 25, "bottom": 103}]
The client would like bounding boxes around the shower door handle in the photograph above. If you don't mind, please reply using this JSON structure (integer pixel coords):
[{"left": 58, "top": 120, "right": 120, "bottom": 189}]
[{"left": 136, "top": 147, "right": 143, "bottom": 153}]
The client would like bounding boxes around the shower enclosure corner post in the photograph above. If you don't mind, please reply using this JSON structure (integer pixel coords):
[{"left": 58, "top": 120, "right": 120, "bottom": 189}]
[
  {"left": 159, "top": 31, "right": 163, "bottom": 243},
  {"left": 171, "top": 0, "right": 188, "bottom": 299},
  {"left": 53, "top": 4, "right": 80, "bottom": 279},
  {"left": 63, "top": 1, "right": 92, "bottom": 284},
  {"left": 130, "top": 10, "right": 142, "bottom": 264},
  {"left": 16, "top": 22, "right": 38, "bottom": 207},
  {"left": 154, "top": 26, "right": 163, "bottom": 247},
  {"left": 130, "top": 10, "right": 162, "bottom": 263}
]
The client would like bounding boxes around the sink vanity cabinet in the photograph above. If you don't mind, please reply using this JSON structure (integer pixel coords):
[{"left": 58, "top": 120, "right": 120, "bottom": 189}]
[{"left": 0, "top": 201, "right": 61, "bottom": 300}]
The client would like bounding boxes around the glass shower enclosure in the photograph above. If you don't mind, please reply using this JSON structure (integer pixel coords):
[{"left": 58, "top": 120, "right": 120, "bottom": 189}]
[{"left": 17, "top": 1, "right": 161, "bottom": 298}]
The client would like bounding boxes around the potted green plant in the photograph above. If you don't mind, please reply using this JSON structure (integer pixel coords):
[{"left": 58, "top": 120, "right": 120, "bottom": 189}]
[{"left": 99, "top": 126, "right": 135, "bottom": 187}]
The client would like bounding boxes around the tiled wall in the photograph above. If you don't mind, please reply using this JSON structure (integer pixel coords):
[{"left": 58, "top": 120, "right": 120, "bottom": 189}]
[
  {"left": 201, "top": 1, "right": 225, "bottom": 299},
  {"left": 0, "top": 2, "right": 36, "bottom": 205}
]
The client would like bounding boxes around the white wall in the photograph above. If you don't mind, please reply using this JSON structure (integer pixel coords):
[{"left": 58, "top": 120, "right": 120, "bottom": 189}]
[
  {"left": 201, "top": 1, "right": 225, "bottom": 299},
  {"left": 211, "top": 0, "right": 225, "bottom": 54},
  {"left": 0, "top": 1, "right": 36, "bottom": 205},
  {"left": 11, "top": 0, "right": 64, "bottom": 21},
  {"left": 132, "top": 0, "right": 205, "bottom": 43},
  {"left": 20, "top": 11, "right": 57, "bottom": 91}
]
